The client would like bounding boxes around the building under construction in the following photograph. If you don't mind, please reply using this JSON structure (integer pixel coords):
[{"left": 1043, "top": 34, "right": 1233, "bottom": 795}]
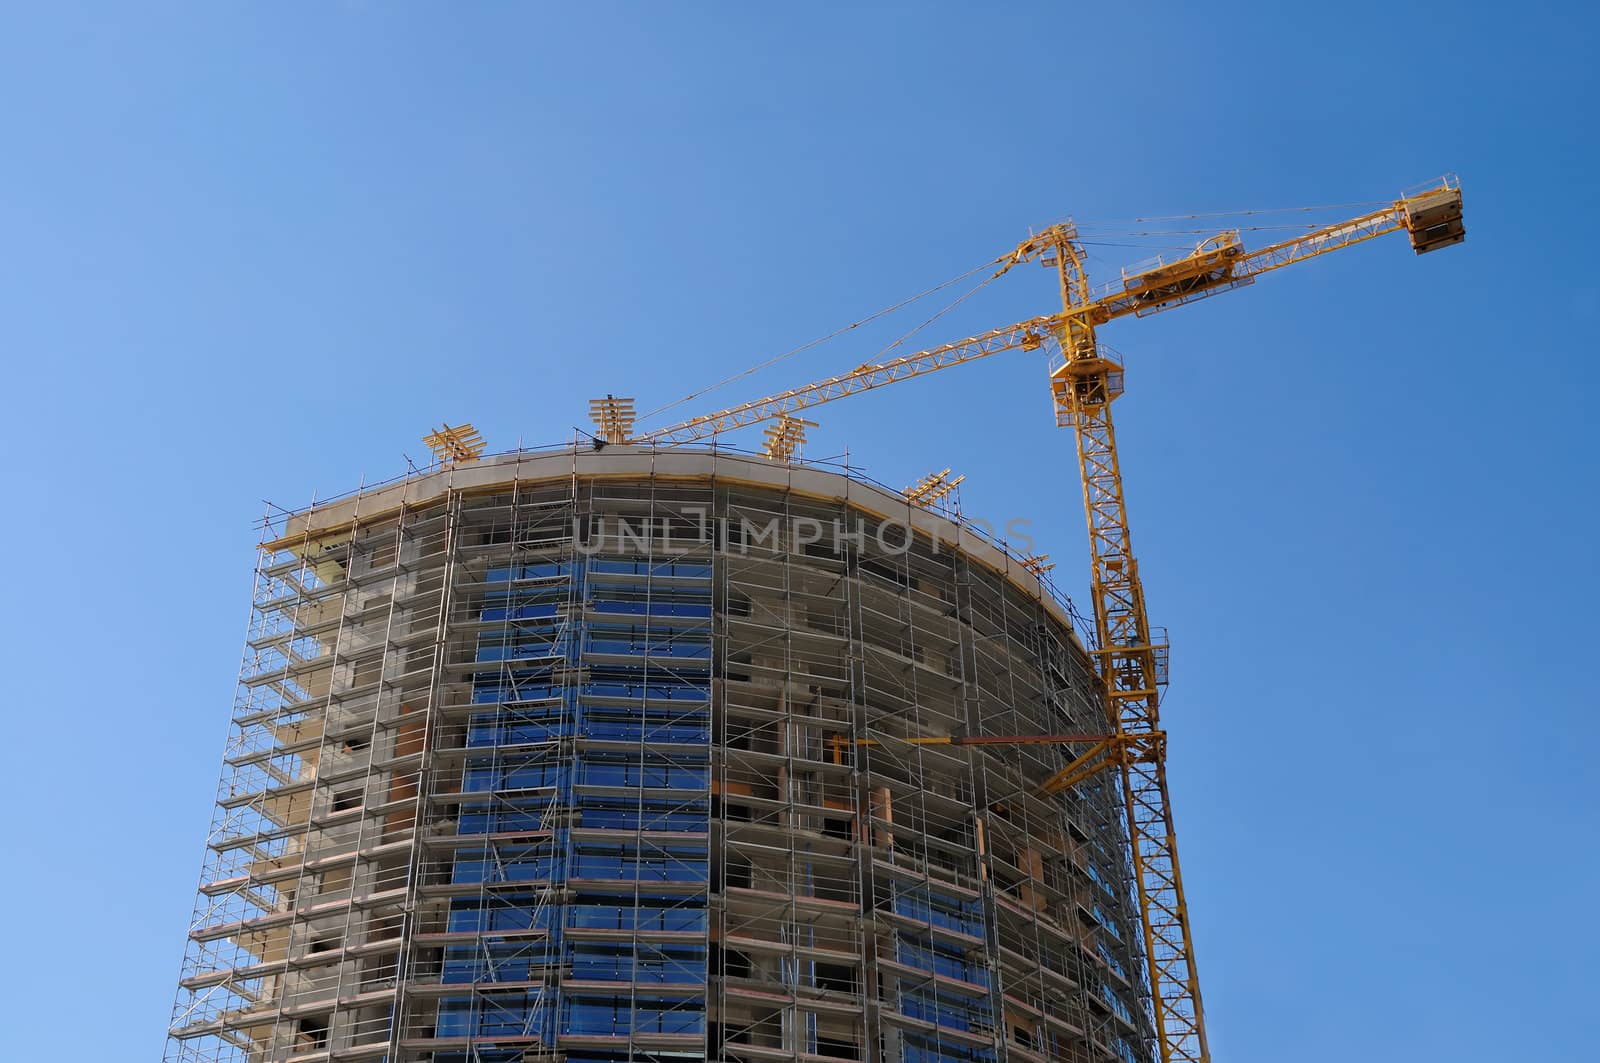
[
  {"left": 165, "top": 178, "right": 1469, "bottom": 1063},
  {"left": 166, "top": 445, "right": 1154, "bottom": 1063}
]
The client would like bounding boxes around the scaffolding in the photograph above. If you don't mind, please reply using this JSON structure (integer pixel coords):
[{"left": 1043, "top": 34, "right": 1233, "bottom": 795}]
[{"left": 166, "top": 445, "right": 1154, "bottom": 1063}]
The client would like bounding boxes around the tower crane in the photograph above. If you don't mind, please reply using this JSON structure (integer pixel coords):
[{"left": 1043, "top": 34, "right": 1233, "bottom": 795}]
[{"left": 586, "top": 177, "right": 1466, "bottom": 1063}]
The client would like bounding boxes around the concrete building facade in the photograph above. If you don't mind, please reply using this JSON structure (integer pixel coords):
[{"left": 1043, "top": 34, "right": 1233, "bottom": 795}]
[{"left": 166, "top": 446, "right": 1153, "bottom": 1063}]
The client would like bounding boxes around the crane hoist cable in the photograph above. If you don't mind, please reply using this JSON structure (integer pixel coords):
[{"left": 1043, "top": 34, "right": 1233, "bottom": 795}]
[{"left": 636, "top": 255, "right": 1006, "bottom": 424}]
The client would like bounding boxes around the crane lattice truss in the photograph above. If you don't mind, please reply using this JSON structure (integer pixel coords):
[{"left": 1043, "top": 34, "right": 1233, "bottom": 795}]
[{"left": 592, "top": 178, "right": 1465, "bottom": 1063}]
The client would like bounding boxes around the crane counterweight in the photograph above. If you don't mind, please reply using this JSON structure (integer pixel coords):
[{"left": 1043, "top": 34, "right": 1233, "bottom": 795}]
[{"left": 1403, "top": 185, "right": 1467, "bottom": 253}]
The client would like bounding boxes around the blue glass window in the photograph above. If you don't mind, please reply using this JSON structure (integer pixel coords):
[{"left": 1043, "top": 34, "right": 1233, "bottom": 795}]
[
  {"left": 588, "top": 559, "right": 711, "bottom": 579},
  {"left": 1092, "top": 902, "right": 1123, "bottom": 940},
  {"left": 900, "top": 986, "right": 993, "bottom": 1033},
  {"left": 483, "top": 601, "right": 562, "bottom": 622},
  {"left": 892, "top": 887, "right": 984, "bottom": 937},
  {"left": 571, "top": 843, "right": 709, "bottom": 883},
  {"left": 451, "top": 845, "right": 562, "bottom": 885},
  {"left": 897, "top": 937, "right": 989, "bottom": 988},
  {"left": 458, "top": 800, "right": 551, "bottom": 834},
  {"left": 562, "top": 995, "right": 704, "bottom": 1036},
  {"left": 592, "top": 599, "right": 711, "bottom": 618},
  {"left": 577, "top": 804, "right": 707, "bottom": 832},
  {"left": 579, "top": 679, "right": 709, "bottom": 702},
  {"left": 471, "top": 681, "right": 564, "bottom": 705},
  {"left": 585, "top": 634, "right": 711, "bottom": 659},
  {"left": 903, "top": 1035, "right": 996, "bottom": 1063},
  {"left": 570, "top": 942, "right": 707, "bottom": 984},
  {"left": 467, "top": 706, "right": 573, "bottom": 746},
  {"left": 487, "top": 562, "right": 573, "bottom": 582},
  {"left": 567, "top": 902, "right": 706, "bottom": 934},
  {"left": 1097, "top": 940, "right": 1127, "bottom": 980},
  {"left": 442, "top": 940, "right": 554, "bottom": 983},
  {"left": 447, "top": 894, "right": 556, "bottom": 933},
  {"left": 576, "top": 753, "right": 708, "bottom": 791},
  {"left": 437, "top": 992, "right": 552, "bottom": 1038},
  {"left": 579, "top": 706, "right": 709, "bottom": 744}
]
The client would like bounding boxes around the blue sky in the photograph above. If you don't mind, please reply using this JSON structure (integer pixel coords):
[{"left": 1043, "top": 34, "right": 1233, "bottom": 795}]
[{"left": 0, "top": 3, "right": 1594, "bottom": 1060}]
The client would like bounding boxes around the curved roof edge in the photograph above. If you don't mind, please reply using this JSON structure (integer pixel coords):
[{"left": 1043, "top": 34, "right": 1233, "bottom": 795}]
[{"left": 264, "top": 445, "right": 1090, "bottom": 646}]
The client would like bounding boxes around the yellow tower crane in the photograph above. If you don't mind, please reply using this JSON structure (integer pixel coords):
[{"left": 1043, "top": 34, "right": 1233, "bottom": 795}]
[{"left": 590, "top": 177, "right": 1466, "bottom": 1063}]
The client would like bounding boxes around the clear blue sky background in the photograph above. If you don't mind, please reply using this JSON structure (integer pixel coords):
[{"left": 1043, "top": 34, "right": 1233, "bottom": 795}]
[{"left": 0, "top": 4, "right": 1594, "bottom": 1060}]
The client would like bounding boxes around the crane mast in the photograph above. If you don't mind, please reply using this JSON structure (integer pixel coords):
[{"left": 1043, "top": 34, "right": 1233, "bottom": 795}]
[
  {"left": 1034, "top": 223, "right": 1204, "bottom": 1062},
  {"left": 602, "top": 178, "right": 1464, "bottom": 1063}
]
